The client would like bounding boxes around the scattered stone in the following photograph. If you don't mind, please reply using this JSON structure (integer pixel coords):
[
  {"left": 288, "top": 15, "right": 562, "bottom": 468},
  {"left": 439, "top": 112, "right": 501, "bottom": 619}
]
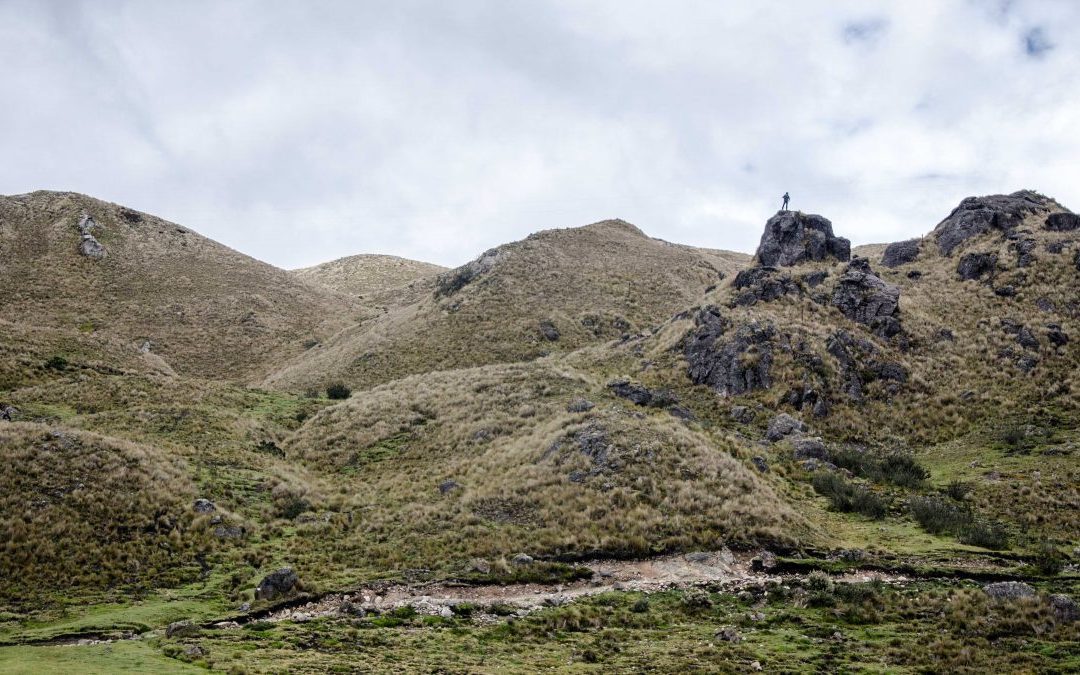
[
  {"left": 512, "top": 553, "right": 534, "bottom": 566},
  {"left": 1044, "top": 212, "right": 1080, "bottom": 231},
  {"left": 1047, "top": 324, "right": 1069, "bottom": 347},
  {"left": 983, "top": 581, "right": 1036, "bottom": 601},
  {"left": 607, "top": 378, "right": 677, "bottom": 408},
  {"left": 994, "top": 286, "right": 1017, "bottom": 297},
  {"left": 181, "top": 644, "right": 206, "bottom": 659},
  {"left": 439, "top": 605, "right": 454, "bottom": 619},
  {"left": 538, "top": 319, "right": 560, "bottom": 341},
  {"left": 213, "top": 525, "right": 245, "bottom": 539},
  {"left": 830, "top": 258, "right": 901, "bottom": 338},
  {"left": 685, "top": 307, "right": 776, "bottom": 396},
  {"left": 668, "top": 405, "right": 696, "bottom": 421},
  {"left": 766, "top": 413, "right": 805, "bottom": 442},
  {"left": 1046, "top": 241, "right": 1065, "bottom": 254},
  {"left": 193, "top": 498, "right": 215, "bottom": 514},
  {"left": 957, "top": 252, "right": 998, "bottom": 281},
  {"left": 934, "top": 190, "right": 1054, "bottom": 256},
  {"left": 566, "top": 397, "right": 595, "bottom": 413},
  {"left": 715, "top": 626, "right": 742, "bottom": 643},
  {"left": 255, "top": 568, "right": 299, "bottom": 601},
  {"left": 750, "top": 660, "right": 763, "bottom": 671},
  {"left": 438, "top": 479, "right": 461, "bottom": 495},
  {"left": 166, "top": 620, "right": 200, "bottom": 639},
  {"left": 754, "top": 211, "right": 850, "bottom": 267},
  {"left": 906, "top": 270, "right": 922, "bottom": 280},
  {"left": 1035, "top": 297, "right": 1055, "bottom": 313},
  {"left": 881, "top": 239, "right": 920, "bottom": 267},
  {"left": 792, "top": 438, "right": 828, "bottom": 460},
  {"left": 751, "top": 456, "right": 769, "bottom": 473},
  {"left": 1013, "top": 238, "right": 1037, "bottom": 267},
  {"left": 1017, "top": 326, "right": 1040, "bottom": 350},
  {"left": 730, "top": 405, "right": 756, "bottom": 424}
]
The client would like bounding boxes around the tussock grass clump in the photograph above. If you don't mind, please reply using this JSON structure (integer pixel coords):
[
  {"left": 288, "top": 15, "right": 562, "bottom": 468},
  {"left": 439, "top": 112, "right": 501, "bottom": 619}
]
[
  {"left": 908, "top": 495, "right": 1009, "bottom": 549},
  {"left": 828, "top": 447, "right": 929, "bottom": 488},
  {"left": 0, "top": 422, "right": 209, "bottom": 600},
  {"left": 325, "top": 383, "right": 351, "bottom": 400},
  {"left": 811, "top": 472, "right": 887, "bottom": 519}
]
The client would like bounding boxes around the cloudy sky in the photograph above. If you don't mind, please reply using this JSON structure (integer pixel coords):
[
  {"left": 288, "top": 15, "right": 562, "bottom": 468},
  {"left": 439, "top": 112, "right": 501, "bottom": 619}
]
[{"left": 2, "top": 1, "right": 1078, "bottom": 268}]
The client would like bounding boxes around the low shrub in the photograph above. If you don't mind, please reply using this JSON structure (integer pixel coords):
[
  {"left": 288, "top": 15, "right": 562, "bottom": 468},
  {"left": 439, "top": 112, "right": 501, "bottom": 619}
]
[
  {"left": 829, "top": 447, "right": 928, "bottom": 488},
  {"left": 812, "top": 472, "right": 887, "bottom": 519},
  {"left": 908, "top": 495, "right": 1009, "bottom": 550},
  {"left": 326, "top": 383, "right": 351, "bottom": 400}
]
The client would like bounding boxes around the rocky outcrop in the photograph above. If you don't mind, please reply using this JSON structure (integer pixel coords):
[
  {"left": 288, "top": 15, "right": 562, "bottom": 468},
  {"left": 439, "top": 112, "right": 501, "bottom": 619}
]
[
  {"left": 830, "top": 258, "right": 901, "bottom": 338},
  {"left": 685, "top": 306, "right": 775, "bottom": 396},
  {"left": 1046, "top": 324, "right": 1069, "bottom": 348},
  {"left": 255, "top": 568, "right": 299, "bottom": 601},
  {"left": 193, "top": 498, "right": 215, "bottom": 513},
  {"left": 731, "top": 267, "right": 800, "bottom": 306},
  {"left": 754, "top": 212, "right": 850, "bottom": 267},
  {"left": 434, "top": 248, "right": 502, "bottom": 298},
  {"left": 956, "top": 252, "right": 997, "bottom": 281},
  {"left": 826, "top": 330, "right": 907, "bottom": 402},
  {"left": 76, "top": 214, "right": 106, "bottom": 259},
  {"left": 881, "top": 239, "right": 920, "bottom": 268},
  {"left": 607, "top": 379, "right": 677, "bottom": 408},
  {"left": 1045, "top": 212, "right": 1080, "bottom": 231},
  {"left": 934, "top": 190, "right": 1055, "bottom": 256},
  {"left": 766, "top": 413, "right": 805, "bottom": 442}
]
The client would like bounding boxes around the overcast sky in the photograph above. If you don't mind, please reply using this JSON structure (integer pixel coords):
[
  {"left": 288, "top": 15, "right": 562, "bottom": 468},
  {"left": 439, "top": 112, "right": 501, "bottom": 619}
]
[{"left": 2, "top": 1, "right": 1078, "bottom": 269}]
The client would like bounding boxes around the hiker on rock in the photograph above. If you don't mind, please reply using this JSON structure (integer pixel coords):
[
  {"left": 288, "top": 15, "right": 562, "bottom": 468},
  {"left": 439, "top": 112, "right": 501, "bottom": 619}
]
[{"left": 781, "top": 192, "right": 790, "bottom": 212}]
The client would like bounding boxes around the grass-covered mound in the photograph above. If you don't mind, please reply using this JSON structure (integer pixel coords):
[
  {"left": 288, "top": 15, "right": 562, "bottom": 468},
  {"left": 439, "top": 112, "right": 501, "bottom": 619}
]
[{"left": 0, "top": 423, "right": 210, "bottom": 603}]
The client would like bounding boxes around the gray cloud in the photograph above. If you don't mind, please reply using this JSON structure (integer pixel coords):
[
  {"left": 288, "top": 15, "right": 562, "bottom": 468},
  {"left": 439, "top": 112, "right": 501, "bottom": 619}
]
[{"left": 1, "top": 0, "right": 1078, "bottom": 268}]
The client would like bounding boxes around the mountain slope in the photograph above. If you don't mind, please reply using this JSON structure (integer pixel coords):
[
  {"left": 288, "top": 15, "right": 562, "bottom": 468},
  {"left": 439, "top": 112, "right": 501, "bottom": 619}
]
[
  {"left": 265, "top": 219, "right": 750, "bottom": 391},
  {"left": 0, "top": 191, "right": 359, "bottom": 380},
  {"left": 291, "top": 254, "right": 446, "bottom": 299}
]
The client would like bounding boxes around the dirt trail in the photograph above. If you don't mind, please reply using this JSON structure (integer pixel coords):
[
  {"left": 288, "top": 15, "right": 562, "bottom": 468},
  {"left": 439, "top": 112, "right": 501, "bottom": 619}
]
[{"left": 263, "top": 549, "right": 908, "bottom": 624}]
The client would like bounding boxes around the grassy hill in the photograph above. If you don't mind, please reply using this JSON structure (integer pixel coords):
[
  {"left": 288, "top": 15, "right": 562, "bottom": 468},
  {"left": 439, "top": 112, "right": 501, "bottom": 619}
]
[
  {"left": 265, "top": 219, "right": 750, "bottom": 391},
  {"left": 0, "top": 191, "right": 359, "bottom": 381},
  {"left": 291, "top": 253, "right": 446, "bottom": 300}
]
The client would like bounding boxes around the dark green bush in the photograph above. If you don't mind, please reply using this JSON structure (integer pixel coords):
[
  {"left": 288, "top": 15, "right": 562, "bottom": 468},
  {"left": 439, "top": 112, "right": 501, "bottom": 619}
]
[
  {"left": 908, "top": 495, "right": 1008, "bottom": 550},
  {"left": 326, "top": 383, "right": 351, "bottom": 400},
  {"left": 829, "top": 447, "right": 928, "bottom": 488},
  {"left": 812, "top": 472, "right": 887, "bottom": 519},
  {"left": 43, "top": 355, "right": 69, "bottom": 371}
]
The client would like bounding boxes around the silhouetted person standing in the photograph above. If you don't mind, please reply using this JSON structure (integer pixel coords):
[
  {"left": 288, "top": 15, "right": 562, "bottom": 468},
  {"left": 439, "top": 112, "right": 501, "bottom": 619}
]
[{"left": 781, "top": 192, "right": 790, "bottom": 212}]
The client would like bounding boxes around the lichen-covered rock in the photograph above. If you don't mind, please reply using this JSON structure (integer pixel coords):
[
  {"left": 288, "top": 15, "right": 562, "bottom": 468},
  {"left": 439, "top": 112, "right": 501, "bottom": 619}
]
[
  {"left": 685, "top": 308, "right": 775, "bottom": 396},
  {"left": 983, "top": 581, "right": 1036, "bottom": 601},
  {"left": 1050, "top": 594, "right": 1079, "bottom": 622},
  {"left": 881, "top": 239, "right": 920, "bottom": 268},
  {"left": 830, "top": 258, "right": 901, "bottom": 337},
  {"left": 1044, "top": 212, "right": 1080, "bottom": 231},
  {"left": 934, "top": 191, "right": 1055, "bottom": 256},
  {"left": 166, "top": 620, "right": 201, "bottom": 638},
  {"left": 826, "top": 330, "right": 907, "bottom": 402},
  {"left": 792, "top": 438, "right": 829, "bottom": 460},
  {"left": 754, "top": 212, "right": 850, "bottom": 267},
  {"left": 751, "top": 456, "right": 769, "bottom": 473},
  {"left": 766, "top": 413, "right": 805, "bottom": 442},
  {"left": 957, "top": 252, "right": 998, "bottom": 281},
  {"left": 255, "top": 567, "right": 299, "bottom": 601},
  {"left": 732, "top": 266, "right": 800, "bottom": 306}
]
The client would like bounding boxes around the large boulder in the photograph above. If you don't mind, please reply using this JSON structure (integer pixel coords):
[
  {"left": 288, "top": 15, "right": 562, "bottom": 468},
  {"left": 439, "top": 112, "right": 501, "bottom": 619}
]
[
  {"left": 983, "top": 581, "right": 1036, "bottom": 601},
  {"left": 957, "top": 252, "right": 998, "bottom": 281},
  {"left": 880, "top": 239, "right": 920, "bottom": 268},
  {"left": 766, "top": 413, "right": 806, "bottom": 442},
  {"left": 934, "top": 191, "right": 1055, "bottom": 256},
  {"left": 1044, "top": 212, "right": 1080, "bottom": 231},
  {"left": 255, "top": 568, "right": 299, "bottom": 601},
  {"left": 754, "top": 212, "right": 850, "bottom": 267},
  {"left": 685, "top": 307, "right": 775, "bottom": 396},
  {"left": 830, "top": 258, "right": 901, "bottom": 338}
]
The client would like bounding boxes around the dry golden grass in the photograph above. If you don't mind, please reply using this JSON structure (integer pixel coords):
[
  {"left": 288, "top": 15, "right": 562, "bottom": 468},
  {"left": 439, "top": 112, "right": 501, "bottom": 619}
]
[
  {"left": 0, "top": 191, "right": 359, "bottom": 381},
  {"left": 291, "top": 253, "right": 445, "bottom": 300},
  {"left": 265, "top": 219, "right": 750, "bottom": 391}
]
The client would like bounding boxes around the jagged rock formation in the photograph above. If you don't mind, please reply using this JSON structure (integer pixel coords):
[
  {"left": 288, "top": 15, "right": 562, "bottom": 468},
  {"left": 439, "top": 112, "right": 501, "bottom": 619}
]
[
  {"left": 754, "top": 212, "right": 850, "bottom": 267},
  {"left": 830, "top": 258, "right": 901, "bottom": 338},
  {"left": 933, "top": 190, "right": 1058, "bottom": 256},
  {"left": 881, "top": 239, "right": 920, "bottom": 268},
  {"left": 685, "top": 306, "right": 775, "bottom": 396},
  {"left": 826, "top": 330, "right": 907, "bottom": 402},
  {"left": 434, "top": 248, "right": 503, "bottom": 298},
  {"left": 76, "top": 214, "right": 106, "bottom": 259},
  {"left": 1044, "top": 212, "right": 1080, "bottom": 231},
  {"left": 731, "top": 266, "right": 800, "bottom": 306}
]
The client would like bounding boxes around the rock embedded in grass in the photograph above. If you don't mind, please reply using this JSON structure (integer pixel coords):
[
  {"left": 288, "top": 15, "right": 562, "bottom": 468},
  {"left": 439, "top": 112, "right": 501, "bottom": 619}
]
[
  {"left": 983, "top": 581, "right": 1036, "bottom": 600},
  {"left": 255, "top": 567, "right": 299, "bottom": 601}
]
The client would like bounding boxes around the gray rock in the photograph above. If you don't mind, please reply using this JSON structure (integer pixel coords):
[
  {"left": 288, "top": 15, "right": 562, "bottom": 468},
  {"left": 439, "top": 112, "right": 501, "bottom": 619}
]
[
  {"left": 754, "top": 211, "right": 850, "bottom": 267},
  {"left": 566, "top": 398, "right": 595, "bottom": 413},
  {"left": 75, "top": 214, "right": 107, "bottom": 259},
  {"left": 792, "top": 438, "right": 828, "bottom": 460},
  {"left": 1017, "top": 326, "right": 1040, "bottom": 350},
  {"left": 1075, "top": 249, "right": 1080, "bottom": 272},
  {"left": 438, "top": 479, "right": 461, "bottom": 495},
  {"left": 801, "top": 270, "right": 828, "bottom": 287},
  {"left": 255, "top": 568, "right": 299, "bottom": 601},
  {"left": 538, "top": 319, "right": 560, "bottom": 341},
  {"left": 730, "top": 405, "right": 756, "bottom": 424},
  {"left": 0, "top": 404, "right": 18, "bottom": 421},
  {"left": 751, "top": 550, "right": 777, "bottom": 572},
  {"left": 166, "top": 620, "right": 200, "bottom": 638},
  {"left": 1047, "top": 324, "right": 1069, "bottom": 347},
  {"left": 1050, "top": 594, "right": 1079, "bottom": 622},
  {"left": 607, "top": 378, "right": 677, "bottom": 408},
  {"left": 983, "top": 581, "right": 1036, "bottom": 601},
  {"left": 766, "top": 413, "right": 805, "bottom": 442},
  {"left": 668, "top": 405, "right": 696, "bottom": 421},
  {"left": 685, "top": 307, "right": 775, "bottom": 397},
  {"left": 881, "top": 239, "right": 920, "bottom": 268},
  {"left": 193, "top": 498, "right": 215, "bottom": 514},
  {"left": 511, "top": 553, "right": 534, "bottom": 566},
  {"left": 957, "top": 252, "right": 998, "bottom": 281},
  {"left": 751, "top": 456, "right": 769, "bottom": 473},
  {"left": 830, "top": 258, "right": 901, "bottom": 338},
  {"left": 684, "top": 551, "right": 713, "bottom": 563},
  {"left": 715, "top": 626, "right": 742, "bottom": 643},
  {"left": 1013, "top": 238, "right": 1037, "bottom": 267},
  {"left": 181, "top": 644, "right": 206, "bottom": 659},
  {"left": 1035, "top": 297, "right": 1056, "bottom": 313},
  {"left": 213, "top": 525, "right": 245, "bottom": 539},
  {"left": 732, "top": 266, "right": 800, "bottom": 306},
  {"left": 934, "top": 191, "right": 1053, "bottom": 256},
  {"left": 1044, "top": 212, "right": 1080, "bottom": 231}
]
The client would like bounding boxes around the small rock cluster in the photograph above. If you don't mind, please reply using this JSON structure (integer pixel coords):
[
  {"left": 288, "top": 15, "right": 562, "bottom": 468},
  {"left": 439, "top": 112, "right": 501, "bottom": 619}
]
[{"left": 76, "top": 214, "right": 107, "bottom": 259}]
